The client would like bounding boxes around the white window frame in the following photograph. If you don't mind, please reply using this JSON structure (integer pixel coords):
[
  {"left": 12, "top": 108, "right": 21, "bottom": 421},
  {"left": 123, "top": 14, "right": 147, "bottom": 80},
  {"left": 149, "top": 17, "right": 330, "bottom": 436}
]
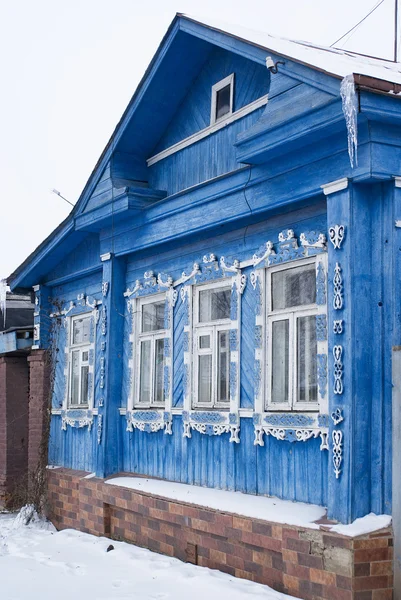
[
  {"left": 193, "top": 280, "right": 232, "bottom": 409},
  {"left": 265, "top": 257, "right": 323, "bottom": 412},
  {"left": 133, "top": 293, "right": 167, "bottom": 409},
  {"left": 210, "top": 73, "right": 234, "bottom": 125},
  {"left": 67, "top": 313, "right": 92, "bottom": 409}
]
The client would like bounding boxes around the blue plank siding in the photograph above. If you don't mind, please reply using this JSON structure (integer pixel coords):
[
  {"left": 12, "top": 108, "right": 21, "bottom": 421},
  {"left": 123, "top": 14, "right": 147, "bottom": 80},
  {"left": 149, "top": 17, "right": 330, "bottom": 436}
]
[
  {"left": 44, "top": 234, "right": 101, "bottom": 285},
  {"left": 173, "top": 295, "right": 185, "bottom": 408},
  {"left": 370, "top": 182, "right": 394, "bottom": 517},
  {"left": 120, "top": 415, "right": 327, "bottom": 505},
  {"left": 149, "top": 107, "right": 265, "bottom": 194},
  {"left": 49, "top": 416, "right": 98, "bottom": 472},
  {"left": 153, "top": 46, "right": 270, "bottom": 155},
  {"left": 48, "top": 272, "right": 102, "bottom": 470},
  {"left": 84, "top": 163, "right": 113, "bottom": 212},
  {"left": 241, "top": 280, "right": 257, "bottom": 409}
]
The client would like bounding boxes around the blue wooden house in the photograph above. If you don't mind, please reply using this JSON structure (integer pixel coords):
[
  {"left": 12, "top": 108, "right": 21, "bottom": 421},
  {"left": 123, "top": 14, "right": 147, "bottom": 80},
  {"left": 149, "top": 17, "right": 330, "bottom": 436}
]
[{"left": 9, "top": 14, "right": 401, "bottom": 533}]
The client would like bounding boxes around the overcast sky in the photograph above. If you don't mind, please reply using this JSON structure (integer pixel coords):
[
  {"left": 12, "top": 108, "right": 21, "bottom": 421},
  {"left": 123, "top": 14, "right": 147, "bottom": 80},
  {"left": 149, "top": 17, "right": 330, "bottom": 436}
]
[{"left": 0, "top": 0, "right": 397, "bottom": 280}]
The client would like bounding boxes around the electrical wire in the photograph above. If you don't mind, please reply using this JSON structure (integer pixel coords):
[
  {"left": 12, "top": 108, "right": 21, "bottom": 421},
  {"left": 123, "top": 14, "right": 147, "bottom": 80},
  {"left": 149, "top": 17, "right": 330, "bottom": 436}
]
[
  {"left": 242, "top": 164, "right": 253, "bottom": 249},
  {"left": 330, "top": 0, "right": 385, "bottom": 47}
]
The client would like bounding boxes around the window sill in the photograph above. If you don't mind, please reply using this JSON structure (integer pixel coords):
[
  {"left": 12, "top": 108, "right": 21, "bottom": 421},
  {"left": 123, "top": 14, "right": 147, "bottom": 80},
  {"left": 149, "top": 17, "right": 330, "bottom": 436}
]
[
  {"left": 253, "top": 411, "right": 329, "bottom": 449},
  {"left": 126, "top": 409, "right": 172, "bottom": 435},
  {"left": 183, "top": 410, "right": 239, "bottom": 443},
  {"left": 58, "top": 408, "right": 96, "bottom": 431}
]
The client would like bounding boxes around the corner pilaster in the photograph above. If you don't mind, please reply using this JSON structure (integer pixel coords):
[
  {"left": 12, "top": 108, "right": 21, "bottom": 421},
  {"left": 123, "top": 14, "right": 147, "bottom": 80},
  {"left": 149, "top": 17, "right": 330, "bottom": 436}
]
[
  {"left": 95, "top": 252, "right": 125, "bottom": 477},
  {"left": 323, "top": 178, "right": 372, "bottom": 523}
]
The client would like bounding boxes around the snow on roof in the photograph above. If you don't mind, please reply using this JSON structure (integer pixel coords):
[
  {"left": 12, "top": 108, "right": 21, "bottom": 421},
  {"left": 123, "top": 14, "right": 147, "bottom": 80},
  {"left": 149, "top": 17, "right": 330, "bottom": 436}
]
[{"left": 183, "top": 14, "right": 401, "bottom": 86}]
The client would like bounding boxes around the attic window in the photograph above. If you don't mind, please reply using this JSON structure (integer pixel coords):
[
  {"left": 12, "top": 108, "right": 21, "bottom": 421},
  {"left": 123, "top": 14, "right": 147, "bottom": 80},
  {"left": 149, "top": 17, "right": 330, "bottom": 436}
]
[{"left": 211, "top": 74, "right": 234, "bottom": 125}]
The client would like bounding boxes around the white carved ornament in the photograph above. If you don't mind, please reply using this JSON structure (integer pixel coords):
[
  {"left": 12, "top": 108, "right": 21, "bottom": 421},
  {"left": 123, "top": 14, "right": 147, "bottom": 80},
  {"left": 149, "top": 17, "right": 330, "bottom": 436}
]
[
  {"left": 328, "top": 225, "right": 346, "bottom": 249},
  {"left": 332, "top": 430, "right": 343, "bottom": 479}
]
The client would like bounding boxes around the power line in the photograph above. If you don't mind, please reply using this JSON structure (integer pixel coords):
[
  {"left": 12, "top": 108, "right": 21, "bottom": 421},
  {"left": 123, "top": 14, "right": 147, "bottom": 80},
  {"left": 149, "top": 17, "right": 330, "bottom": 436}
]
[{"left": 330, "top": 0, "right": 385, "bottom": 47}]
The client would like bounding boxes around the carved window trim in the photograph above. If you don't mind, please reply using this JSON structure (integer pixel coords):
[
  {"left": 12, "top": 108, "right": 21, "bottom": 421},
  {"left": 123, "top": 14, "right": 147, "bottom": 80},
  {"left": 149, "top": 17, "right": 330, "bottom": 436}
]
[
  {"left": 265, "top": 256, "right": 325, "bottom": 413},
  {"left": 192, "top": 279, "right": 232, "bottom": 409},
  {"left": 132, "top": 292, "right": 168, "bottom": 409},
  {"left": 251, "top": 230, "right": 328, "bottom": 447},
  {"left": 65, "top": 310, "right": 96, "bottom": 411},
  {"left": 184, "top": 273, "right": 242, "bottom": 415},
  {"left": 128, "top": 291, "right": 174, "bottom": 412}
]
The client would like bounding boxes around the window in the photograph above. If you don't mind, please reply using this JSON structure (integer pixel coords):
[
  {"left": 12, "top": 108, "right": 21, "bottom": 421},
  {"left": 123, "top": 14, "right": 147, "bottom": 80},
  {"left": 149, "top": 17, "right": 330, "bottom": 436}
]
[
  {"left": 266, "top": 260, "right": 320, "bottom": 411},
  {"left": 193, "top": 282, "right": 231, "bottom": 407},
  {"left": 135, "top": 296, "right": 167, "bottom": 407},
  {"left": 210, "top": 74, "right": 234, "bottom": 125},
  {"left": 68, "top": 315, "right": 91, "bottom": 408}
]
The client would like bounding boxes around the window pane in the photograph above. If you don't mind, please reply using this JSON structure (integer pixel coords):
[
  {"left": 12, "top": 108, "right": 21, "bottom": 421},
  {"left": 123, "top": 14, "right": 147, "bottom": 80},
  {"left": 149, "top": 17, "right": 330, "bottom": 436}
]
[
  {"left": 272, "top": 265, "right": 316, "bottom": 310},
  {"left": 217, "top": 331, "right": 230, "bottom": 403},
  {"left": 216, "top": 84, "right": 231, "bottom": 120},
  {"left": 142, "top": 301, "right": 165, "bottom": 333},
  {"left": 82, "top": 351, "right": 89, "bottom": 363},
  {"left": 271, "top": 320, "right": 289, "bottom": 404},
  {"left": 198, "top": 354, "right": 212, "bottom": 404},
  {"left": 139, "top": 340, "right": 152, "bottom": 403},
  {"left": 80, "top": 365, "right": 89, "bottom": 406},
  {"left": 297, "top": 316, "right": 318, "bottom": 403},
  {"left": 199, "top": 288, "right": 231, "bottom": 322},
  {"left": 72, "top": 317, "right": 91, "bottom": 345},
  {"left": 154, "top": 338, "right": 165, "bottom": 405},
  {"left": 199, "top": 334, "right": 210, "bottom": 349},
  {"left": 70, "top": 350, "right": 80, "bottom": 405}
]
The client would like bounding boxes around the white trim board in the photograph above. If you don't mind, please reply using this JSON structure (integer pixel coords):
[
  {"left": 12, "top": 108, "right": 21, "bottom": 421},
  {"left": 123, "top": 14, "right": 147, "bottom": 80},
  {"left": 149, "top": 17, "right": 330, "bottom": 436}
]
[
  {"left": 210, "top": 73, "right": 234, "bottom": 125},
  {"left": 147, "top": 94, "right": 268, "bottom": 167}
]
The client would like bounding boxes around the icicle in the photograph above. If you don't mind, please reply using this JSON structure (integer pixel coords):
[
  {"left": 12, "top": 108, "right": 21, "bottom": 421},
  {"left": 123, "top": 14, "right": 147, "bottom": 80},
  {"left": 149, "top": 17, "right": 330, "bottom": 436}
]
[
  {"left": 340, "top": 74, "right": 358, "bottom": 169},
  {"left": 0, "top": 279, "right": 7, "bottom": 328}
]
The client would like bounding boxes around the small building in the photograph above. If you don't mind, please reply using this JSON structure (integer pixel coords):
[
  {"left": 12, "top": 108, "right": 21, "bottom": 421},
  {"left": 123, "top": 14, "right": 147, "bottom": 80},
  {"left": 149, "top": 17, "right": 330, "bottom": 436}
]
[
  {"left": 8, "top": 15, "right": 401, "bottom": 598},
  {"left": 0, "top": 291, "right": 34, "bottom": 505}
]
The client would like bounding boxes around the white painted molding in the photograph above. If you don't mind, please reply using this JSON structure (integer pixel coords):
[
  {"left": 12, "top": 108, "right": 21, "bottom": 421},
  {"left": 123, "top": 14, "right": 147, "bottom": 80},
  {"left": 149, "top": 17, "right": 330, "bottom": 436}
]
[
  {"left": 52, "top": 408, "right": 98, "bottom": 416},
  {"left": 100, "top": 252, "right": 112, "bottom": 262},
  {"left": 394, "top": 176, "right": 401, "bottom": 188},
  {"left": 210, "top": 73, "right": 234, "bottom": 126},
  {"left": 118, "top": 407, "right": 255, "bottom": 418},
  {"left": 321, "top": 178, "right": 349, "bottom": 196},
  {"left": 147, "top": 95, "right": 268, "bottom": 167}
]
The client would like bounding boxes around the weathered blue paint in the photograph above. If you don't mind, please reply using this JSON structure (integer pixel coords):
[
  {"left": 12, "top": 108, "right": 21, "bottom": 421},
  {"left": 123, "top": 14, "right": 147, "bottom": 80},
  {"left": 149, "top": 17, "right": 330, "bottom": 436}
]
[
  {"left": 153, "top": 46, "right": 269, "bottom": 154},
  {"left": 10, "top": 15, "right": 401, "bottom": 523}
]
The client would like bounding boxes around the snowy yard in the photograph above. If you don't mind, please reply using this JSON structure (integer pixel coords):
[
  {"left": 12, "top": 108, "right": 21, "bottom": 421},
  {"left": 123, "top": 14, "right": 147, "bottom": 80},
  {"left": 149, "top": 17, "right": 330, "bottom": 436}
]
[{"left": 0, "top": 507, "right": 296, "bottom": 600}]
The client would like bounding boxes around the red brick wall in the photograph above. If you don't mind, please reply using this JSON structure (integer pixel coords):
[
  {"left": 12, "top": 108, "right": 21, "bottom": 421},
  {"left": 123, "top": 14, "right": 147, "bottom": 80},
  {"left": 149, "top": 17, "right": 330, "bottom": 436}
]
[
  {"left": 28, "top": 350, "right": 50, "bottom": 474},
  {"left": 47, "top": 468, "right": 394, "bottom": 600},
  {"left": 0, "top": 356, "right": 29, "bottom": 506}
]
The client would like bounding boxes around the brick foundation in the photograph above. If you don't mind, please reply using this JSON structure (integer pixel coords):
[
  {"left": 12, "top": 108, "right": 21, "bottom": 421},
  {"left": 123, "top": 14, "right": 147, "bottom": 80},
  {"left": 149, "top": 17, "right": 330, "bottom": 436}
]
[
  {"left": 0, "top": 356, "right": 29, "bottom": 506},
  {"left": 47, "top": 468, "right": 393, "bottom": 600}
]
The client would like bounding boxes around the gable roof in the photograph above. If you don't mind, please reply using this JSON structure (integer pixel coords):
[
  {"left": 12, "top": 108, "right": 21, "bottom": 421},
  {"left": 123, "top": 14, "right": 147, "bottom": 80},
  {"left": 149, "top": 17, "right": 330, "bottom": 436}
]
[
  {"left": 183, "top": 14, "right": 401, "bottom": 86},
  {"left": 9, "top": 13, "right": 401, "bottom": 290}
]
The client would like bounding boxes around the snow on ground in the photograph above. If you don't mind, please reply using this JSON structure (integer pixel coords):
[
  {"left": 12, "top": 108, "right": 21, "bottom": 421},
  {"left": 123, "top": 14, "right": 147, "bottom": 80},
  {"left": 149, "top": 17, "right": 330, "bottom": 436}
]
[
  {"left": 106, "top": 476, "right": 326, "bottom": 529},
  {"left": 0, "top": 508, "right": 297, "bottom": 600},
  {"left": 105, "top": 476, "right": 391, "bottom": 536}
]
